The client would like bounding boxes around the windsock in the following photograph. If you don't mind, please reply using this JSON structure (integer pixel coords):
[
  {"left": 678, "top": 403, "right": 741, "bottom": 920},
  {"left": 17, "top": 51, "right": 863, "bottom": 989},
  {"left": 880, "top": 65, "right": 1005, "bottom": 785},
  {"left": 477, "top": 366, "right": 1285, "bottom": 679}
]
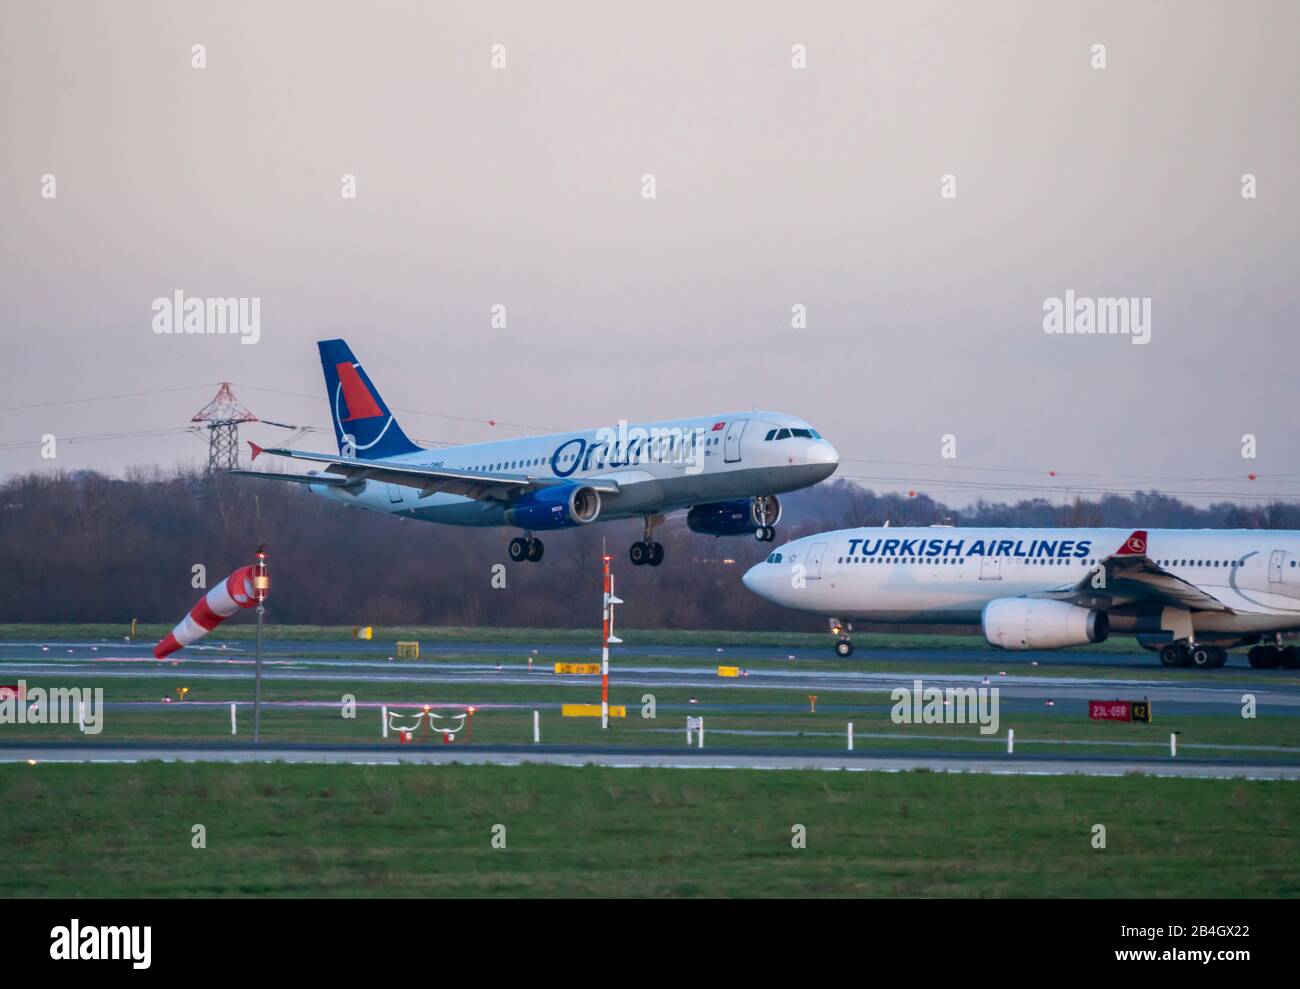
[{"left": 154, "top": 565, "right": 265, "bottom": 659}]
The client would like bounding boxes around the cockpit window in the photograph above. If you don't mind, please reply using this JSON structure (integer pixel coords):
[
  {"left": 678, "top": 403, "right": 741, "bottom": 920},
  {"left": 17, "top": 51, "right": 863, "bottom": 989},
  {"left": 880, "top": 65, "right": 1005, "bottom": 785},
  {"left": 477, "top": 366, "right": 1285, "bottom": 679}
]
[
  {"left": 766, "top": 552, "right": 782, "bottom": 563},
  {"left": 766, "top": 427, "right": 819, "bottom": 442}
]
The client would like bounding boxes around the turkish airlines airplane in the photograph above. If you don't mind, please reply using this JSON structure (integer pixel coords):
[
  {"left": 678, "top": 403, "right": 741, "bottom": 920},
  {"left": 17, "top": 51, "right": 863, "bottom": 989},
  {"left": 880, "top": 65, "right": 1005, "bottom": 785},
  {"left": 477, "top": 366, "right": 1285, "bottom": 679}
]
[
  {"left": 743, "top": 526, "right": 1300, "bottom": 669},
  {"left": 235, "top": 339, "right": 839, "bottom": 565}
]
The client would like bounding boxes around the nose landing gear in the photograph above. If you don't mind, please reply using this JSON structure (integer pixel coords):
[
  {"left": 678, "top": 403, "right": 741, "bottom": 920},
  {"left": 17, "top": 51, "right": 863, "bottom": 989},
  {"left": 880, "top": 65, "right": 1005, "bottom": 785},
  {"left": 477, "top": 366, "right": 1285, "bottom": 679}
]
[
  {"left": 753, "top": 495, "right": 779, "bottom": 542},
  {"left": 830, "top": 618, "right": 854, "bottom": 657}
]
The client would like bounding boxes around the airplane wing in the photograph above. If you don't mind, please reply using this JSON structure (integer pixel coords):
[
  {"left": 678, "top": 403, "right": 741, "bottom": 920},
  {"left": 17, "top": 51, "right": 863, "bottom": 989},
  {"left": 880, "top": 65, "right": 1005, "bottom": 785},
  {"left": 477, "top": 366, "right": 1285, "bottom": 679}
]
[
  {"left": 1034, "top": 529, "right": 1236, "bottom": 613},
  {"left": 233, "top": 443, "right": 620, "bottom": 503}
]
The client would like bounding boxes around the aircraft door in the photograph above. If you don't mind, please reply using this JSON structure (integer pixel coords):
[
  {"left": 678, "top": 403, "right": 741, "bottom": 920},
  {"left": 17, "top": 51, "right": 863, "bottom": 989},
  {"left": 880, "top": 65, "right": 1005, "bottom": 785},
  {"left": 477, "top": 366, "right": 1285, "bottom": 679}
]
[
  {"left": 804, "top": 542, "right": 827, "bottom": 580},
  {"left": 1269, "top": 549, "right": 1284, "bottom": 583},
  {"left": 979, "top": 556, "right": 1002, "bottom": 580},
  {"left": 724, "top": 419, "right": 747, "bottom": 463}
]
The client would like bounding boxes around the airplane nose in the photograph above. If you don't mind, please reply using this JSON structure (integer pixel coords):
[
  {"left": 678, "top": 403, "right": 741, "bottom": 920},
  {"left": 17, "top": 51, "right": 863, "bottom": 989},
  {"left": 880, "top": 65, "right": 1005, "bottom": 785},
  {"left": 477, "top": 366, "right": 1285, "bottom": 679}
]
[
  {"left": 805, "top": 439, "right": 839, "bottom": 474},
  {"left": 742, "top": 562, "right": 765, "bottom": 596}
]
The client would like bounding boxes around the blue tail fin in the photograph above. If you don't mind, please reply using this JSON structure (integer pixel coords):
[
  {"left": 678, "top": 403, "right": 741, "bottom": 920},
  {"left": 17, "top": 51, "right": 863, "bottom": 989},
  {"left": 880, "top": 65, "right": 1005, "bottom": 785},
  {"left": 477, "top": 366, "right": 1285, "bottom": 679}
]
[{"left": 317, "top": 339, "right": 421, "bottom": 459}]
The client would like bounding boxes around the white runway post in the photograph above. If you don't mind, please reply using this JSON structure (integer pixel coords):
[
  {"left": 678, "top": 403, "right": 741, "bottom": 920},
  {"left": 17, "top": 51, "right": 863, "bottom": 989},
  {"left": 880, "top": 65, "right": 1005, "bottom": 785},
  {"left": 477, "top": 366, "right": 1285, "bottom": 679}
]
[
  {"left": 1170, "top": 733, "right": 1177, "bottom": 757},
  {"left": 686, "top": 720, "right": 692, "bottom": 745},
  {"left": 698, "top": 718, "right": 704, "bottom": 749},
  {"left": 847, "top": 722, "right": 854, "bottom": 751},
  {"left": 1007, "top": 729, "right": 1014, "bottom": 754},
  {"left": 77, "top": 701, "right": 85, "bottom": 733},
  {"left": 533, "top": 710, "right": 540, "bottom": 744},
  {"left": 230, "top": 703, "right": 237, "bottom": 735},
  {"left": 381, "top": 705, "right": 388, "bottom": 739}
]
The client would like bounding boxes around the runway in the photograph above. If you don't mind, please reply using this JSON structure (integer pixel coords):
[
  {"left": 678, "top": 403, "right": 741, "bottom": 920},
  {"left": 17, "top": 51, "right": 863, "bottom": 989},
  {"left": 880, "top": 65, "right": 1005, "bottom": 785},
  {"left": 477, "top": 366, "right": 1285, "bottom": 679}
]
[
  {"left": 0, "top": 637, "right": 1276, "bottom": 671},
  {"left": 3, "top": 740, "right": 1298, "bottom": 780},
  {"left": 4, "top": 645, "right": 1298, "bottom": 717}
]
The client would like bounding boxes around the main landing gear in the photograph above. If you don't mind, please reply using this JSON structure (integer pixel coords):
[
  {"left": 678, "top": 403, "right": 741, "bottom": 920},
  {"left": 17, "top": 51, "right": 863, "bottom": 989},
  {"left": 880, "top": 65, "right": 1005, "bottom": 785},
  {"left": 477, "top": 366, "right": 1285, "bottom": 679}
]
[
  {"left": 1247, "top": 643, "right": 1300, "bottom": 669},
  {"left": 508, "top": 534, "right": 545, "bottom": 563},
  {"left": 830, "top": 618, "right": 854, "bottom": 657},
  {"left": 630, "top": 516, "right": 664, "bottom": 567},
  {"left": 1158, "top": 641, "right": 1227, "bottom": 668}
]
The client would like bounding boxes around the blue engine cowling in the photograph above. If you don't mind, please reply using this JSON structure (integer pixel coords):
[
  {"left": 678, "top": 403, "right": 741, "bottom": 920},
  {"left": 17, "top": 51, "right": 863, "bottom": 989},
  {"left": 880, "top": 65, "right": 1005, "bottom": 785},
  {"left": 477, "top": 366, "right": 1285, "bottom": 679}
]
[
  {"left": 686, "top": 496, "right": 782, "bottom": 537},
  {"left": 504, "top": 484, "right": 602, "bottom": 530}
]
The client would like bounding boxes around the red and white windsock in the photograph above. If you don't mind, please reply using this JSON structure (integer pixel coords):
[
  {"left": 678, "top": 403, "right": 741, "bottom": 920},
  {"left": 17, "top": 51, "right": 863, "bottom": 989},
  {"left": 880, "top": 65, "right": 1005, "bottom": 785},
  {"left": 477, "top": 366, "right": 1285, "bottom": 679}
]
[{"left": 154, "top": 564, "right": 267, "bottom": 659}]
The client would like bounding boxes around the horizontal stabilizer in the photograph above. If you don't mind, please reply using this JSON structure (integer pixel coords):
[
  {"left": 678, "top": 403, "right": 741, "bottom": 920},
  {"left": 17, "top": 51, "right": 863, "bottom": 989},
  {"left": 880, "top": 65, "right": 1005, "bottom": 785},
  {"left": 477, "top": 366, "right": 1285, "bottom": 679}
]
[{"left": 229, "top": 469, "right": 354, "bottom": 488}]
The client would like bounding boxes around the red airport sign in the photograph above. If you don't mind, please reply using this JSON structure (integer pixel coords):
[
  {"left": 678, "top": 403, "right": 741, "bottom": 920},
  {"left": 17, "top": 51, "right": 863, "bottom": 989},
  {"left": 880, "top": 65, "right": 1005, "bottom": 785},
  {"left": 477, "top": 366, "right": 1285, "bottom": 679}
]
[{"left": 1089, "top": 700, "right": 1152, "bottom": 723}]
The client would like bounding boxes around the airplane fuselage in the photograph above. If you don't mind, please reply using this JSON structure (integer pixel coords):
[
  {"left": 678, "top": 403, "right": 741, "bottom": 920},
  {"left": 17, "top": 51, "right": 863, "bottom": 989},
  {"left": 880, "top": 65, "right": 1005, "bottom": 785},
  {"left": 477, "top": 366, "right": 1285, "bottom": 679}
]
[
  {"left": 744, "top": 526, "right": 1300, "bottom": 656},
  {"left": 310, "top": 412, "right": 837, "bottom": 527}
]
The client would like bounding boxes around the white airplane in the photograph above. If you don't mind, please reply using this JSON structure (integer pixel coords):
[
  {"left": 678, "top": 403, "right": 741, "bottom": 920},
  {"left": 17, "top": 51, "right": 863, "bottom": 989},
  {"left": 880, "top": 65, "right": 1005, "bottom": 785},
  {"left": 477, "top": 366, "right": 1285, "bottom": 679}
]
[
  {"left": 743, "top": 525, "right": 1300, "bottom": 669},
  {"left": 234, "top": 339, "right": 839, "bottom": 565}
]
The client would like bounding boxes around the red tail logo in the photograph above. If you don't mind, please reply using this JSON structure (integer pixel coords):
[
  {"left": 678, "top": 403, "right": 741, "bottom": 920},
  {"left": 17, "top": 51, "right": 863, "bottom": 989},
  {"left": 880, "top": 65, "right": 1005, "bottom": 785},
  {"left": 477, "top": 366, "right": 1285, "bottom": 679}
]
[
  {"left": 1117, "top": 530, "right": 1148, "bottom": 556},
  {"left": 336, "top": 362, "right": 383, "bottom": 421}
]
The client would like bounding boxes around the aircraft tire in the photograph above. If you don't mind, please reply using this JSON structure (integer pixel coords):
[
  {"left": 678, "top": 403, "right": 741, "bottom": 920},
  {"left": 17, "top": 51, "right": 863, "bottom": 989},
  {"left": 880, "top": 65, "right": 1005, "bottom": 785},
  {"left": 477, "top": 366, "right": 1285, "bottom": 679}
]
[
  {"left": 647, "top": 542, "right": 664, "bottom": 566},
  {"left": 1159, "top": 644, "right": 1184, "bottom": 667},
  {"left": 629, "top": 541, "right": 648, "bottom": 566},
  {"left": 508, "top": 537, "right": 528, "bottom": 562},
  {"left": 1282, "top": 647, "right": 1300, "bottom": 670},
  {"left": 835, "top": 640, "right": 853, "bottom": 658},
  {"left": 1189, "top": 645, "right": 1218, "bottom": 669},
  {"left": 527, "top": 538, "right": 544, "bottom": 563}
]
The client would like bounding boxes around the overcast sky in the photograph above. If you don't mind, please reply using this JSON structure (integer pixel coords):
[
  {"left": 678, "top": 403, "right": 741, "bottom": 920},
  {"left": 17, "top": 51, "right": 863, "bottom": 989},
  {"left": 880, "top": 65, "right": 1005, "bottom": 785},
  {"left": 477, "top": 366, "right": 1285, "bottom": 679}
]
[{"left": 2, "top": 1, "right": 1296, "bottom": 506}]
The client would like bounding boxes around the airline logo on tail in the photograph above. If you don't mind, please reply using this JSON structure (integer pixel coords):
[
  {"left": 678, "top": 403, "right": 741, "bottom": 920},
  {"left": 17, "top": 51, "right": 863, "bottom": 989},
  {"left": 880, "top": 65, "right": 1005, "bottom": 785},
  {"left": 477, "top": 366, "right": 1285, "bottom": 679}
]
[
  {"left": 335, "top": 362, "right": 383, "bottom": 421},
  {"left": 1117, "top": 530, "right": 1148, "bottom": 556},
  {"left": 317, "top": 339, "right": 421, "bottom": 460}
]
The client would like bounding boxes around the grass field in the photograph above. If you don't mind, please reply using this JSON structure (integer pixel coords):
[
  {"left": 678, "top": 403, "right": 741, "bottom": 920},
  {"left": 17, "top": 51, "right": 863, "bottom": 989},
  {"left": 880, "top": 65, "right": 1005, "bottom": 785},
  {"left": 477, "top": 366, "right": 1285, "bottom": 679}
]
[{"left": 1, "top": 762, "right": 1296, "bottom": 897}]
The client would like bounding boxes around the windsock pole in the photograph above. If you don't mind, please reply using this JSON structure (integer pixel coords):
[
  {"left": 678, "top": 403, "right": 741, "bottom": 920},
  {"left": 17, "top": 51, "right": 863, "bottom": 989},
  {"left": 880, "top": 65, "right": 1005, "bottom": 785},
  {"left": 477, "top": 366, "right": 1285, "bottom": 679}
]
[{"left": 252, "top": 546, "right": 270, "bottom": 743}]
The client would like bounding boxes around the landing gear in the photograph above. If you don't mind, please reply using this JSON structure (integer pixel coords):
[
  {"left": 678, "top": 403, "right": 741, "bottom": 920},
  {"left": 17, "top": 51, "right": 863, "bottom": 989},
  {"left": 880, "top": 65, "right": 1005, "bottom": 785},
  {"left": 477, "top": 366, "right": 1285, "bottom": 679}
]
[
  {"left": 1247, "top": 642, "right": 1298, "bottom": 669},
  {"left": 509, "top": 535, "right": 545, "bottom": 563},
  {"left": 1189, "top": 644, "right": 1227, "bottom": 669},
  {"left": 1159, "top": 643, "right": 1189, "bottom": 667},
  {"left": 752, "top": 495, "right": 780, "bottom": 542},
  {"left": 830, "top": 618, "right": 853, "bottom": 658},
  {"left": 630, "top": 516, "right": 664, "bottom": 567}
]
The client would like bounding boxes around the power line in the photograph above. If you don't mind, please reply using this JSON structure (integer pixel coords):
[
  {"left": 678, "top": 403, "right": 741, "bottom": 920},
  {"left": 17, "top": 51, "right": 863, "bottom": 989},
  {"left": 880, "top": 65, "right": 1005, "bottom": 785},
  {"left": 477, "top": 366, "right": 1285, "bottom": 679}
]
[{"left": 0, "top": 384, "right": 217, "bottom": 413}]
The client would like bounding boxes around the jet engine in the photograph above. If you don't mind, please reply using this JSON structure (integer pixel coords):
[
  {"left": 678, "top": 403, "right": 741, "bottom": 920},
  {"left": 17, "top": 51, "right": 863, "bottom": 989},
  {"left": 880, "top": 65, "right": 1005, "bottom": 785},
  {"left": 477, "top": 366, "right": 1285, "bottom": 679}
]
[
  {"left": 981, "top": 598, "right": 1109, "bottom": 650},
  {"left": 686, "top": 495, "right": 782, "bottom": 537},
  {"left": 504, "top": 484, "right": 602, "bottom": 530}
]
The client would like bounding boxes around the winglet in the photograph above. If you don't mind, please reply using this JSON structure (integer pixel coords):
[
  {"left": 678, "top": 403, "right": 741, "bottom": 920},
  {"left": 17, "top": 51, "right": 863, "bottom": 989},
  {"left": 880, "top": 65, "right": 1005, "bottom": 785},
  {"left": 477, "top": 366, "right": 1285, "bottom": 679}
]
[
  {"left": 1115, "top": 530, "right": 1148, "bottom": 556},
  {"left": 248, "top": 440, "right": 264, "bottom": 462}
]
